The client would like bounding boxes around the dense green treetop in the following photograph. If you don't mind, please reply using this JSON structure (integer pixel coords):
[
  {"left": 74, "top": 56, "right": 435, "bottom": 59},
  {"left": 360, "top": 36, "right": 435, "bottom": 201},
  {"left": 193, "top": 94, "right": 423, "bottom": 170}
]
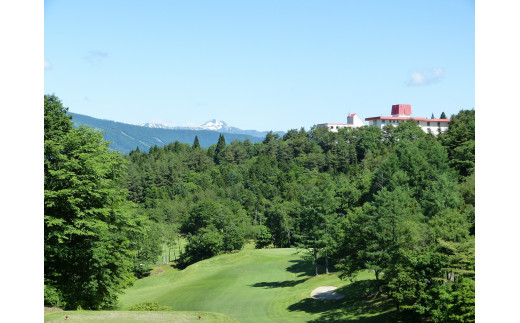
[
  {"left": 440, "top": 109, "right": 475, "bottom": 179},
  {"left": 44, "top": 95, "right": 145, "bottom": 309}
]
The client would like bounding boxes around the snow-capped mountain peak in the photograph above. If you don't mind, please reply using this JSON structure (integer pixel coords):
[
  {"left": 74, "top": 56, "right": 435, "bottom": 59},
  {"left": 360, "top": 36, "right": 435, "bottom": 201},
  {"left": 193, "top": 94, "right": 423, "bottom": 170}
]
[
  {"left": 139, "top": 122, "right": 173, "bottom": 129},
  {"left": 199, "top": 119, "right": 231, "bottom": 131},
  {"left": 137, "top": 118, "right": 284, "bottom": 138}
]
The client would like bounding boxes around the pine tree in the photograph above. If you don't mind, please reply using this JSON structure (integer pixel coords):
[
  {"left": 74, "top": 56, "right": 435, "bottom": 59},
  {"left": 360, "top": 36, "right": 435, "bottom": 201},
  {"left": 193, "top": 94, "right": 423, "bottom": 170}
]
[
  {"left": 214, "top": 133, "right": 226, "bottom": 164},
  {"left": 192, "top": 135, "right": 200, "bottom": 149},
  {"left": 440, "top": 111, "right": 447, "bottom": 119}
]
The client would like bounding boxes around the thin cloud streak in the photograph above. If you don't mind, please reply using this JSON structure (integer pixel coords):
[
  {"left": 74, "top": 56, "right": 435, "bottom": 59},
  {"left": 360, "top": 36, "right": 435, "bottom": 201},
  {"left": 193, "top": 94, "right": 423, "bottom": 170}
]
[
  {"left": 406, "top": 67, "right": 444, "bottom": 86},
  {"left": 85, "top": 50, "right": 108, "bottom": 64}
]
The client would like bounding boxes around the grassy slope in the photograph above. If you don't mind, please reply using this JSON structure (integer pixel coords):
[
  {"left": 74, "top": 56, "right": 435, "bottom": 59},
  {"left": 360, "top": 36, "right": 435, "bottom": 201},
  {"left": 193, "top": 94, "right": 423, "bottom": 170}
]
[{"left": 118, "top": 248, "right": 394, "bottom": 322}]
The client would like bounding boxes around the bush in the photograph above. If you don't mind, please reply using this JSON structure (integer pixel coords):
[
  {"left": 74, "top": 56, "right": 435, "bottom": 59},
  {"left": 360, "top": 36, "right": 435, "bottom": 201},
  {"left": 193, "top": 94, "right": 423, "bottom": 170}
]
[
  {"left": 133, "top": 263, "right": 152, "bottom": 278},
  {"left": 180, "top": 227, "right": 224, "bottom": 267},
  {"left": 44, "top": 284, "right": 66, "bottom": 308},
  {"left": 129, "top": 302, "right": 171, "bottom": 311},
  {"left": 255, "top": 225, "right": 272, "bottom": 249},
  {"left": 223, "top": 224, "right": 246, "bottom": 252}
]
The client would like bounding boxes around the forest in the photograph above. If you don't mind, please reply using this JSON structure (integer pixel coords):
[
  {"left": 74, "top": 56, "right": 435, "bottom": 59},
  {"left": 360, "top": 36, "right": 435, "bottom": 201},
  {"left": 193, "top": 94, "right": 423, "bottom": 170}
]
[{"left": 44, "top": 94, "right": 475, "bottom": 322}]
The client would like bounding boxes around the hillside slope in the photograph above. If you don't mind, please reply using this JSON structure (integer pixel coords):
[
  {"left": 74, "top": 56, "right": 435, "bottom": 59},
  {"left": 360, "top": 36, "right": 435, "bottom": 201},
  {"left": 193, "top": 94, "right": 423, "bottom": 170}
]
[
  {"left": 69, "top": 112, "right": 263, "bottom": 154},
  {"left": 118, "top": 248, "right": 392, "bottom": 322}
]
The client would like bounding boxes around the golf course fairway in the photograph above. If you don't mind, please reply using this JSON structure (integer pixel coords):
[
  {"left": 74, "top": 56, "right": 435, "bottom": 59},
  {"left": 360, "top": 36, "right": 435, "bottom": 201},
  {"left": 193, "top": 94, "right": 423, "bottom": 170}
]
[{"left": 116, "top": 248, "right": 393, "bottom": 322}]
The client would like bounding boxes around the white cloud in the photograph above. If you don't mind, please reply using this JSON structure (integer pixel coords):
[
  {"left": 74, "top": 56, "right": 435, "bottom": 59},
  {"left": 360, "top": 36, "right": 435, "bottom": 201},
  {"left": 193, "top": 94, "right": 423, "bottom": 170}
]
[
  {"left": 406, "top": 67, "right": 444, "bottom": 86},
  {"left": 44, "top": 58, "right": 52, "bottom": 70},
  {"left": 85, "top": 50, "right": 108, "bottom": 64}
]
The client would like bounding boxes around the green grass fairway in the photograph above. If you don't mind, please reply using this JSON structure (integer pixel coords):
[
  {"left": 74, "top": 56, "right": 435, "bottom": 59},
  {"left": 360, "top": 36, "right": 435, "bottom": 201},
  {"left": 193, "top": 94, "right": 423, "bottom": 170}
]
[
  {"left": 118, "top": 248, "right": 394, "bottom": 322},
  {"left": 44, "top": 310, "right": 238, "bottom": 322}
]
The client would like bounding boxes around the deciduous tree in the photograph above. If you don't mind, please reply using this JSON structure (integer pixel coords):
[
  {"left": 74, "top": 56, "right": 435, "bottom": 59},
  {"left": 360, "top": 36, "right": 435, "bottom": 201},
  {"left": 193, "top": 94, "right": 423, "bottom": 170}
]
[{"left": 44, "top": 95, "right": 139, "bottom": 309}]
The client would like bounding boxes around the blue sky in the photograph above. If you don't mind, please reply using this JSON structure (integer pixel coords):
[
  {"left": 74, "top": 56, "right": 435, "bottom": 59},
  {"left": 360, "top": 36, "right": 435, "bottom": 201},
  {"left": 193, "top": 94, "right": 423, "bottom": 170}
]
[{"left": 44, "top": 0, "right": 475, "bottom": 131}]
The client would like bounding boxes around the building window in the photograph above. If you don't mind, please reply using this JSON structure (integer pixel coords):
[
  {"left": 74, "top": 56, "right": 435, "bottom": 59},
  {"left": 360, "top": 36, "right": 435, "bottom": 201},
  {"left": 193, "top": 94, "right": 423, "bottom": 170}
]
[
  {"left": 437, "top": 122, "right": 441, "bottom": 127},
  {"left": 382, "top": 120, "right": 386, "bottom": 124},
  {"left": 427, "top": 121, "right": 430, "bottom": 126}
]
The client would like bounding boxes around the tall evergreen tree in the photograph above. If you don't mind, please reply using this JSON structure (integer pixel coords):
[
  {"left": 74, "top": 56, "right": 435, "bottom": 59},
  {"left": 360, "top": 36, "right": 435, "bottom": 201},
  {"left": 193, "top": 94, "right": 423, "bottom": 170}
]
[
  {"left": 440, "top": 111, "right": 447, "bottom": 119},
  {"left": 214, "top": 133, "right": 227, "bottom": 164},
  {"left": 296, "top": 174, "right": 338, "bottom": 275},
  {"left": 192, "top": 135, "right": 201, "bottom": 149}
]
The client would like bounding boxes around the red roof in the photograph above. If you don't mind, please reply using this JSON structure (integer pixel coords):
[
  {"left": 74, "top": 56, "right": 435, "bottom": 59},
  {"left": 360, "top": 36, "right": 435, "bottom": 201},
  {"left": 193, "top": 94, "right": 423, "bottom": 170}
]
[
  {"left": 391, "top": 104, "right": 412, "bottom": 115},
  {"left": 348, "top": 113, "right": 357, "bottom": 118}
]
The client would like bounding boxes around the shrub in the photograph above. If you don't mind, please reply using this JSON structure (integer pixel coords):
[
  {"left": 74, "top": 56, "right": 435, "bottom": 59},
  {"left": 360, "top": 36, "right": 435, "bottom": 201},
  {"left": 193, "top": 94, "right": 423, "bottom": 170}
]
[
  {"left": 44, "top": 284, "right": 66, "bottom": 308},
  {"left": 133, "top": 263, "right": 152, "bottom": 278},
  {"left": 180, "top": 227, "right": 224, "bottom": 267},
  {"left": 223, "top": 224, "right": 246, "bottom": 252},
  {"left": 255, "top": 225, "right": 272, "bottom": 249}
]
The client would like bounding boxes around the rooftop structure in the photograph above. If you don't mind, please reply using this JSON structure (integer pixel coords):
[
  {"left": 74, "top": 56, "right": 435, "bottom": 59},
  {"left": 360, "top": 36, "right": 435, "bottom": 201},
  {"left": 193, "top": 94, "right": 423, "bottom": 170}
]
[{"left": 365, "top": 104, "right": 450, "bottom": 134}]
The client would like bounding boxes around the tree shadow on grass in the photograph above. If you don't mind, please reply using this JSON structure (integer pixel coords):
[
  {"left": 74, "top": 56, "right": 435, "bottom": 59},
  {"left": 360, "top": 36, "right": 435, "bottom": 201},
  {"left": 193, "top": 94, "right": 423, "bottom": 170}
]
[
  {"left": 250, "top": 278, "right": 307, "bottom": 289},
  {"left": 287, "top": 280, "right": 395, "bottom": 322},
  {"left": 286, "top": 258, "right": 339, "bottom": 278},
  {"left": 286, "top": 259, "right": 321, "bottom": 277}
]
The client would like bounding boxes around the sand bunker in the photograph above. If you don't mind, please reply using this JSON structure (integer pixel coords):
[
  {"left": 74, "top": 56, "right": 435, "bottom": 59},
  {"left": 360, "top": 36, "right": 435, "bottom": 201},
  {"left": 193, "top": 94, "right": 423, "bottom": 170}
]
[{"left": 310, "top": 286, "right": 345, "bottom": 300}]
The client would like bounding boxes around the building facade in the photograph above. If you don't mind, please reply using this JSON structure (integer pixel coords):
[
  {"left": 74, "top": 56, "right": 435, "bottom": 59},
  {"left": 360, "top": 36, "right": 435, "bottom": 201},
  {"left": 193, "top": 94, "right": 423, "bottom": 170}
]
[
  {"left": 317, "top": 113, "right": 364, "bottom": 132},
  {"left": 365, "top": 104, "right": 450, "bottom": 134}
]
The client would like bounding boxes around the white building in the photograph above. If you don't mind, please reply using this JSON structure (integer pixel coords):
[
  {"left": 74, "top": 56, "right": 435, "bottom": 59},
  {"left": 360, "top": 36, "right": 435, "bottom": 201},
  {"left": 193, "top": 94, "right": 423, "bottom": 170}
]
[
  {"left": 365, "top": 104, "right": 450, "bottom": 134},
  {"left": 317, "top": 113, "right": 365, "bottom": 132}
]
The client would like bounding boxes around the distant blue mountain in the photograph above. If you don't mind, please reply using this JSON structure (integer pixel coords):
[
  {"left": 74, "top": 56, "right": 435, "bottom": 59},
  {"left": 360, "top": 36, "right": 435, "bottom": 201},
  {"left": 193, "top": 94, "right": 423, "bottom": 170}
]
[
  {"left": 68, "top": 112, "right": 265, "bottom": 154},
  {"left": 139, "top": 118, "right": 285, "bottom": 139}
]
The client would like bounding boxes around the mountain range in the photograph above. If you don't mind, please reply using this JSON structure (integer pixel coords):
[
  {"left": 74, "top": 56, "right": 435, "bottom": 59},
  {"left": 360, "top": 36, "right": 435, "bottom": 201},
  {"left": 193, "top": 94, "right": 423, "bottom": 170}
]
[
  {"left": 139, "top": 119, "right": 284, "bottom": 139},
  {"left": 68, "top": 113, "right": 284, "bottom": 154}
]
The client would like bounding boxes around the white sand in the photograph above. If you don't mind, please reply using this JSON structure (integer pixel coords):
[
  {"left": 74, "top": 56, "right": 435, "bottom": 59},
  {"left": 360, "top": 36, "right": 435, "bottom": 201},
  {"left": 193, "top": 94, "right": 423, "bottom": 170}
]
[{"left": 310, "top": 286, "right": 345, "bottom": 300}]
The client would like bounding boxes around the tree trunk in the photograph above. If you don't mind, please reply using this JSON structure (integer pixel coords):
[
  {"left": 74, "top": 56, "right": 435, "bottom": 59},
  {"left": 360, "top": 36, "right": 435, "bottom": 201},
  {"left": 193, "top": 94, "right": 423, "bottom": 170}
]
[
  {"left": 178, "top": 235, "right": 182, "bottom": 258},
  {"left": 314, "top": 245, "right": 319, "bottom": 276},
  {"left": 164, "top": 244, "right": 167, "bottom": 264},
  {"left": 375, "top": 271, "right": 383, "bottom": 294},
  {"left": 325, "top": 249, "right": 329, "bottom": 274}
]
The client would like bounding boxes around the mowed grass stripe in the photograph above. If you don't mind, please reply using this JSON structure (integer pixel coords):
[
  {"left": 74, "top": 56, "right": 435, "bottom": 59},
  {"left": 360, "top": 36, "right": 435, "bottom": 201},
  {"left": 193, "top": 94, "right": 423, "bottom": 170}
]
[
  {"left": 159, "top": 249, "right": 296, "bottom": 321},
  {"left": 118, "top": 248, "right": 388, "bottom": 322}
]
